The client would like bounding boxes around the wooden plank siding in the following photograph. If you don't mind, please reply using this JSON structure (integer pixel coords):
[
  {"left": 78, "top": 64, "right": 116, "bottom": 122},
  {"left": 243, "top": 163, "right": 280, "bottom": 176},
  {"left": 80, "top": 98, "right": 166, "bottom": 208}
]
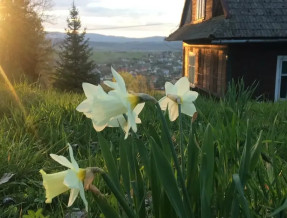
[
  {"left": 228, "top": 43, "right": 287, "bottom": 100},
  {"left": 183, "top": 43, "right": 227, "bottom": 96}
]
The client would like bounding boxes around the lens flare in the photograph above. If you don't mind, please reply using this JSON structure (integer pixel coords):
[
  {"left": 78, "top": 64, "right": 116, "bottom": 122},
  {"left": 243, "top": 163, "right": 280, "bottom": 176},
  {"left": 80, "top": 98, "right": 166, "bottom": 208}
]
[{"left": 0, "top": 65, "right": 37, "bottom": 135}]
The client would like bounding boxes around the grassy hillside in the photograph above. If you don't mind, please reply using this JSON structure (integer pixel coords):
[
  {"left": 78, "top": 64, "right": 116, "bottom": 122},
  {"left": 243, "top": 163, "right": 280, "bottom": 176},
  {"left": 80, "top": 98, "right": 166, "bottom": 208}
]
[{"left": 1, "top": 82, "right": 287, "bottom": 217}]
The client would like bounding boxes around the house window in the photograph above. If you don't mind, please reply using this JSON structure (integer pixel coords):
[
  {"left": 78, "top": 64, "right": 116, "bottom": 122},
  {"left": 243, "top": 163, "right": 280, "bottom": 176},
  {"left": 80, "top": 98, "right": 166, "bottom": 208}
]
[
  {"left": 188, "top": 52, "right": 196, "bottom": 84},
  {"left": 275, "top": 56, "right": 287, "bottom": 101},
  {"left": 196, "top": 0, "right": 206, "bottom": 20}
]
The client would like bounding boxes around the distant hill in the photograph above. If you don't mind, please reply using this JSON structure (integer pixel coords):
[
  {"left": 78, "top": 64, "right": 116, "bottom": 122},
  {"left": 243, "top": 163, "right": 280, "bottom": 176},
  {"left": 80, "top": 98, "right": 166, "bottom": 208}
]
[{"left": 46, "top": 32, "right": 182, "bottom": 52}]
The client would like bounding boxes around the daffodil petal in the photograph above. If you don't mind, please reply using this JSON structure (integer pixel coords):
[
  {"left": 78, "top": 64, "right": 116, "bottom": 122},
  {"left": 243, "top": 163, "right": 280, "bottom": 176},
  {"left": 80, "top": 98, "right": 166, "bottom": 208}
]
[
  {"left": 134, "top": 103, "right": 145, "bottom": 114},
  {"left": 135, "top": 117, "right": 141, "bottom": 124},
  {"left": 127, "top": 108, "right": 137, "bottom": 133},
  {"left": 181, "top": 102, "right": 197, "bottom": 117},
  {"left": 68, "top": 144, "right": 79, "bottom": 171},
  {"left": 175, "top": 77, "right": 190, "bottom": 96},
  {"left": 92, "top": 93, "right": 127, "bottom": 127},
  {"left": 124, "top": 122, "right": 131, "bottom": 139},
  {"left": 79, "top": 182, "right": 88, "bottom": 212},
  {"left": 182, "top": 91, "right": 198, "bottom": 103},
  {"left": 165, "top": 82, "right": 176, "bottom": 95},
  {"left": 108, "top": 115, "right": 126, "bottom": 128},
  {"left": 111, "top": 67, "right": 126, "bottom": 93},
  {"left": 168, "top": 101, "right": 179, "bottom": 121},
  {"left": 68, "top": 188, "right": 80, "bottom": 207},
  {"left": 76, "top": 99, "right": 92, "bottom": 115},
  {"left": 64, "top": 170, "right": 80, "bottom": 189},
  {"left": 82, "top": 83, "right": 98, "bottom": 99},
  {"left": 159, "top": 96, "right": 173, "bottom": 111},
  {"left": 96, "top": 85, "right": 108, "bottom": 96},
  {"left": 104, "top": 81, "right": 118, "bottom": 90},
  {"left": 92, "top": 120, "right": 107, "bottom": 131},
  {"left": 50, "top": 154, "right": 74, "bottom": 169}
]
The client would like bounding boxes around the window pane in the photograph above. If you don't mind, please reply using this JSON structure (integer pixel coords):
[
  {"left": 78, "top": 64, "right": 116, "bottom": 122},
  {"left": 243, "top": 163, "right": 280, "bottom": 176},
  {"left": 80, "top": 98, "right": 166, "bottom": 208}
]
[
  {"left": 280, "top": 76, "right": 287, "bottom": 98},
  {"left": 282, "top": 61, "right": 287, "bottom": 75},
  {"left": 196, "top": 0, "right": 205, "bottom": 19},
  {"left": 189, "top": 52, "right": 195, "bottom": 83}
]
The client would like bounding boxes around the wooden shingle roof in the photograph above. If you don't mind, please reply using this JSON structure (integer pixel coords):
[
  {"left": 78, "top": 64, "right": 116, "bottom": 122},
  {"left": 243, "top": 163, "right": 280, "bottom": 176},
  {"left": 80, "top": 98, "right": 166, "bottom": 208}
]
[{"left": 166, "top": 0, "right": 287, "bottom": 41}]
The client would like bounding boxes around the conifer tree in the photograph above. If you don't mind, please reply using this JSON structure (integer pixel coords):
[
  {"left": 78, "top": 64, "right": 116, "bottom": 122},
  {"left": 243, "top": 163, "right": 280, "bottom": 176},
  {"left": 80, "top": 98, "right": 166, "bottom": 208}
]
[
  {"left": 0, "top": 0, "right": 52, "bottom": 83},
  {"left": 55, "top": 3, "right": 99, "bottom": 91}
]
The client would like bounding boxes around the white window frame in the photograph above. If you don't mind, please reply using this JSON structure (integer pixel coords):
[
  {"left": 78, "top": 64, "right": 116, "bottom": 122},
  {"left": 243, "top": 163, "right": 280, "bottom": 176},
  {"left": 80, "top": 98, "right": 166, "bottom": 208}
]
[
  {"left": 275, "top": 56, "right": 287, "bottom": 101},
  {"left": 196, "top": 0, "right": 206, "bottom": 20}
]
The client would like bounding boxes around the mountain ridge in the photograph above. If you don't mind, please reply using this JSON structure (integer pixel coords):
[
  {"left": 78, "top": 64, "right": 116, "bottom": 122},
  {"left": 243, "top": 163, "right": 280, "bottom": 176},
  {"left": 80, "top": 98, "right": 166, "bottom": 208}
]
[{"left": 46, "top": 32, "right": 181, "bottom": 51}]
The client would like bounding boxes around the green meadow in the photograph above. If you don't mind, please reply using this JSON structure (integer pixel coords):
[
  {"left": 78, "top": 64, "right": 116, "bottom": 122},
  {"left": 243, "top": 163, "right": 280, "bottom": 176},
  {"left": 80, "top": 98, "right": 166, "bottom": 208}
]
[
  {"left": 92, "top": 52, "right": 148, "bottom": 64},
  {"left": 1, "top": 82, "right": 287, "bottom": 217}
]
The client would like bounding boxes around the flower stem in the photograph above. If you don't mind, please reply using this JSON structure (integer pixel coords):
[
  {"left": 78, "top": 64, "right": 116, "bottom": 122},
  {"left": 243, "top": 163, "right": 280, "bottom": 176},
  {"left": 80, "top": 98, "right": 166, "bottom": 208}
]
[
  {"left": 155, "top": 102, "right": 193, "bottom": 217},
  {"left": 178, "top": 104, "right": 185, "bottom": 179}
]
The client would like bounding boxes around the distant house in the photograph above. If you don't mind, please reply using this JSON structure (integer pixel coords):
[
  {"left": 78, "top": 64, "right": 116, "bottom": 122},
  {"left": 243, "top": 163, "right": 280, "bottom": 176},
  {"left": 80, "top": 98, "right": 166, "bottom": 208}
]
[{"left": 166, "top": 0, "right": 287, "bottom": 101}]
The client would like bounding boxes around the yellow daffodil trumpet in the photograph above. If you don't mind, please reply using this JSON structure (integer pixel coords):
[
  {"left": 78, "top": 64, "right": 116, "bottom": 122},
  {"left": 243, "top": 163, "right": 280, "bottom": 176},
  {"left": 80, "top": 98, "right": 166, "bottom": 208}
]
[{"left": 40, "top": 144, "right": 88, "bottom": 211}]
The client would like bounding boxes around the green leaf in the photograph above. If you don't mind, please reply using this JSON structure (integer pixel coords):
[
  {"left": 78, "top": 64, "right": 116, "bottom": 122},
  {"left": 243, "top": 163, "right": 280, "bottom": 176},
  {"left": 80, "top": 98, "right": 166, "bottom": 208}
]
[
  {"left": 238, "top": 120, "right": 251, "bottom": 186},
  {"left": 119, "top": 138, "right": 131, "bottom": 202},
  {"left": 155, "top": 102, "right": 193, "bottom": 217},
  {"left": 102, "top": 173, "right": 136, "bottom": 218},
  {"left": 150, "top": 151, "right": 161, "bottom": 218},
  {"left": 269, "top": 198, "right": 287, "bottom": 217},
  {"left": 98, "top": 133, "right": 120, "bottom": 190},
  {"left": 232, "top": 174, "right": 250, "bottom": 218},
  {"left": 159, "top": 190, "right": 177, "bottom": 218},
  {"left": 93, "top": 194, "right": 120, "bottom": 218},
  {"left": 135, "top": 158, "right": 146, "bottom": 218},
  {"left": 137, "top": 138, "right": 151, "bottom": 177},
  {"left": 151, "top": 138, "right": 187, "bottom": 218},
  {"left": 199, "top": 124, "right": 214, "bottom": 218},
  {"left": 249, "top": 130, "right": 263, "bottom": 171},
  {"left": 187, "top": 130, "right": 200, "bottom": 207}
]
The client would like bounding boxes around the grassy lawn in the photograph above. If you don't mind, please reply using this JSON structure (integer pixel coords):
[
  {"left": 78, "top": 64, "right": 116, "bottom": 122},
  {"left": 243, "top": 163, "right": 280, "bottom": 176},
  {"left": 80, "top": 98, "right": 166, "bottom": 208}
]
[{"left": 0, "top": 82, "right": 287, "bottom": 217}]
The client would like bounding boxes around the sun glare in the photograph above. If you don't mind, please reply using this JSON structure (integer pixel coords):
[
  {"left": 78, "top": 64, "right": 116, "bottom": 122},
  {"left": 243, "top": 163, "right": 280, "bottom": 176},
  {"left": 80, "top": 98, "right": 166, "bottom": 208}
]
[{"left": 0, "top": 65, "right": 37, "bottom": 136}]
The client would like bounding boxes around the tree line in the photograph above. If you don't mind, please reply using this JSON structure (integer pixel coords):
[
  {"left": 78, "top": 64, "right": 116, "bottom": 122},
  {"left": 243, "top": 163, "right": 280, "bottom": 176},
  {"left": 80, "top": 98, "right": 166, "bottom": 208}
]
[{"left": 0, "top": 0, "right": 99, "bottom": 91}]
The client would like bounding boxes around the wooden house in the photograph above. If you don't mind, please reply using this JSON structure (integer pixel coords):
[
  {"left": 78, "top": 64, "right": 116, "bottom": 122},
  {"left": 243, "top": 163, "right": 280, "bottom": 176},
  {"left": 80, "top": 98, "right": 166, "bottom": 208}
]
[{"left": 166, "top": 0, "right": 287, "bottom": 101}]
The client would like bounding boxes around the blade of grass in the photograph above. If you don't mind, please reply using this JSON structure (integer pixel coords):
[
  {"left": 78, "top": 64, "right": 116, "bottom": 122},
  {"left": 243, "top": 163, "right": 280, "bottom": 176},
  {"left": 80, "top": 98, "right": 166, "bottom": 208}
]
[
  {"left": 199, "top": 124, "right": 214, "bottom": 218},
  {"left": 232, "top": 174, "right": 250, "bottom": 218}
]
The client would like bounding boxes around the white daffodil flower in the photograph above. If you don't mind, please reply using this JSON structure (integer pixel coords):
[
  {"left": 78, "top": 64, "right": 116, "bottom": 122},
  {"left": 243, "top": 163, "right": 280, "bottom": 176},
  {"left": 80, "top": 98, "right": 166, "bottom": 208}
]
[
  {"left": 76, "top": 67, "right": 145, "bottom": 138},
  {"left": 159, "top": 77, "right": 198, "bottom": 121},
  {"left": 107, "top": 103, "right": 145, "bottom": 138},
  {"left": 40, "top": 144, "right": 88, "bottom": 211}
]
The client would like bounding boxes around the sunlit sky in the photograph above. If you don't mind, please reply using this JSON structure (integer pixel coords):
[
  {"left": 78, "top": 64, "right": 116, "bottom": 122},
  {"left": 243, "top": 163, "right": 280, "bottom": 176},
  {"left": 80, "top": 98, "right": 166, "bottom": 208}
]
[{"left": 44, "top": 0, "right": 185, "bottom": 38}]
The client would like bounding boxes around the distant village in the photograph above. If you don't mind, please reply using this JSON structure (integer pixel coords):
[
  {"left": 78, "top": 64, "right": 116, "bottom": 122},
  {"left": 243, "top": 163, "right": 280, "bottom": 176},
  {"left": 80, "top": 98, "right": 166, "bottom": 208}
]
[{"left": 97, "top": 51, "right": 183, "bottom": 90}]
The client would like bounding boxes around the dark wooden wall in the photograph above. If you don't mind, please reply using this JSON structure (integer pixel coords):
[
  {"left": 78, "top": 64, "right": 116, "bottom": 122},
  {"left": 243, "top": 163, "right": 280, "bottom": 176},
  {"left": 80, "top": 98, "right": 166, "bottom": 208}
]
[{"left": 228, "top": 43, "right": 287, "bottom": 100}]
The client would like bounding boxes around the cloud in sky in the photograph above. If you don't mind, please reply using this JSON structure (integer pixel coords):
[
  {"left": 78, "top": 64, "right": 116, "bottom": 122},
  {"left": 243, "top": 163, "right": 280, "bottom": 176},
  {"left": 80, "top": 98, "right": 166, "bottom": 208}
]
[{"left": 44, "top": 0, "right": 185, "bottom": 38}]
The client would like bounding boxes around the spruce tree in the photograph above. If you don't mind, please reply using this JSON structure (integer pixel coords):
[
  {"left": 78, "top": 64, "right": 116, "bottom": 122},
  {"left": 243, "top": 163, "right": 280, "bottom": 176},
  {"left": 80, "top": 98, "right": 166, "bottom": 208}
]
[{"left": 55, "top": 3, "right": 99, "bottom": 91}]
